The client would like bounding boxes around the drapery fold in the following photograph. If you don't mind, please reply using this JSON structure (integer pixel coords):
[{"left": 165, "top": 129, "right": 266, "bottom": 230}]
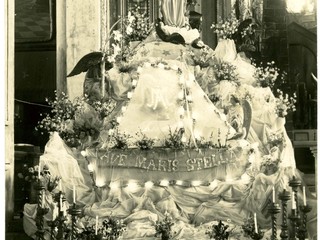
[{"left": 161, "top": 0, "right": 187, "bottom": 27}]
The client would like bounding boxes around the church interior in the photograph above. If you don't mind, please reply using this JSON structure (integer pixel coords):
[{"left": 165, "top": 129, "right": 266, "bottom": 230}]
[{"left": 5, "top": 0, "right": 317, "bottom": 239}]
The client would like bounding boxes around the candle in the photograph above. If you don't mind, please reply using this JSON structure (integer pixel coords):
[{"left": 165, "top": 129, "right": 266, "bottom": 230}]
[
  {"left": 254, "top": 213, "right": 258, "bottom": 233},
  {"left": 95, "top": 216, "right": 99, "bottom": 235},
  {"left": 272, "top": 186, "right": 275, "bottom": 203},
  {"left": 73, "top": 185, "right": 76, "bottom": 204},
  {"left": 303, "top": 186, "right": 307, "bottom": 206},
  {"left": 59, "top": 180, "right": 62, "bottom": 191},
  {"left": 292, "top": 191, "right": 296, "bottom": 210}
]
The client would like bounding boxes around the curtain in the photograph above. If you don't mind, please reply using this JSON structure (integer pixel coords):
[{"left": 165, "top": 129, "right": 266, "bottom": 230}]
[{"left": 161, "top": 0, "right": 187, "bottom": 27}]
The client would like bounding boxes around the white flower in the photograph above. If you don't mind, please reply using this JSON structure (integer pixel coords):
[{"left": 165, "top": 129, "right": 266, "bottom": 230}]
[{"left": 113, "top": 30, "right": 123, "bottom": 42}]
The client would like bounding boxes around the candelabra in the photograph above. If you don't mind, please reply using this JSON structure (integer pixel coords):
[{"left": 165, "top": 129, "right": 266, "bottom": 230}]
[
  {"left": 297, "top": 205, "right": 312, "bottom": 240},
  {"left": 35, "top": 179, "right": 49, "bottom": 240},
  {"left": 68, "top": 204, "right": 82, "bottom": 240},
  {"left": 278, "top": 190, "right": 291, "bottom": 240},
  {"left": 268, "top": 202, "right": 281, "bottom": 240}
]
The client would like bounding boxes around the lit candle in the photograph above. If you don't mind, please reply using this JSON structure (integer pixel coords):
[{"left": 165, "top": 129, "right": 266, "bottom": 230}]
[
  {"left": 292, "top": 191, "right": 296, "bottom": 210},
  {"left": 95, "top": 216, "right": 99, "bottom": 235},
  {"left": 254, "top": 213, "right": 258, "bottom": 233},
  {"left": 272, "top": 186, "right": 275, "bottom": 203},
  {"left": 73, "top": 185, "right": 76, "bottom": 204},
  {"left": 303, "top": 186, "right": 307, "bottom": 206},
  {"left": 59, "top": 180, "right": 62, "bottom": 191}
]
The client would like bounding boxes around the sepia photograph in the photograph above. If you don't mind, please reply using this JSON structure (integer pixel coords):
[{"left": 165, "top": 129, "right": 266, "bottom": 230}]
[{"left": 4, "top": 0, "right": 317, "bottom": 239}]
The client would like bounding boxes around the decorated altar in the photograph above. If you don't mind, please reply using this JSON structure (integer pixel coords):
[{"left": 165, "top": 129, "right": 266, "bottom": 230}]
[{"left": 22, "top": 1, "right": 317, "bottom": 239}]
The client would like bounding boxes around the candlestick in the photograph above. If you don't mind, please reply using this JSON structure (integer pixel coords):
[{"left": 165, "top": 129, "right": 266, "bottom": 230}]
[
  {"left": 302, "top": 186, "right": 306, "bottom": 206},
  {"left": 95, "top": 216, "right": 99, "bottom": 235},
  {"left": 272, "top": 186, "right": 276, "bottom": 203},
  {"left": 278, "top": 189, "right": 291, "bottom": 240},
  {"left": 298, "top": 205, "right": 312, "bottom": 240},
  {"left": 268, "top": 203, "right": 281, "bottom": 240},
  {"left": 254, "top": 213, "right": 258, "bottom": 233},
  {"left": 68, "top": 205, "right": 82, "bottom": 240}
]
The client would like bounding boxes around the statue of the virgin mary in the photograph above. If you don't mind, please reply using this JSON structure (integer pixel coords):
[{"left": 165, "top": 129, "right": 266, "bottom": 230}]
[{"left": 105, "top": 0, "right": 237, "bottom": 147}]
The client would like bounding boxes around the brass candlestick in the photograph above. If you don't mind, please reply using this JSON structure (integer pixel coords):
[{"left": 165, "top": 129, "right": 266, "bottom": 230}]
[
  {"left": 278, "top": 190, "right": 291, "bottom": 240},
  {"left": 268, "top": 203, "right": 281, "bottom": 240}
]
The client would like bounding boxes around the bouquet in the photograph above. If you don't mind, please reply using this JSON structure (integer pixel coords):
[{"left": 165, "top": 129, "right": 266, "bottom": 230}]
[
  {"left": 211, "top": 14, "right": 240, "bottom": 39},
  {"left": 274, "top": 89, "right": 297, "bottom": 117},
  {"left": 260, "top": 148, "right": 281, "bottom": 175},
  {"left": 213, "top": 60, "right": 239, "bottom": 83},
  {"left": 124, "top": 5, "right": 151, "bottom": 42},
  {"left": 100, "top": 216, "right": 127, "bottom": 240},
  {"left": 205, "top": 220, "right": 231, "bottom": 240},
  {"left": 253, "top": 61, "right": 279, "bottom": 88},
  {"left": 36, "top": 91, "right": 115, "bottom": 148},
  {"left": 155, "top": 213, "right": 175, "bottom": 240}
]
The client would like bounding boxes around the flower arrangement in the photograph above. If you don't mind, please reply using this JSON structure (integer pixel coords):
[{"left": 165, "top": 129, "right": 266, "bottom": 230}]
[
  {"left": 274, "top": 89, "right": 297, "bottom": 118},
  {"left": 100, "top": 216, "right": 127, "bottom": 240},
  {"left": 164, "top": 127, "right": 188, "bottom": 149},
  {"left": 108, "top": 128, "right": 132, "bottom": 149},
  {"left": 124, "top": 5, "right": 151, "bottom": 42},
  {"left": 213, "top": 61, "right": 239, "bottom": 83},
  {"left": 205, "top": 220, "right": 231, "bottom": 240},
  {"left": 241, "top": 216, "right": 264, "bottom": 239},
  {"left": 267, "top": 131, "right": 285, "bottom": 149},
  {"left": 134, "top": 130, "right": 156, "bottom": 150},
  {"left": 155, "top": 213, "right": 175, "bottom": 240},
  {"left": 260, "top": 147, "right": 280, "bottom": 175},
  {"left": 211, "top": 14, "right": 240, "bottom": 39},
  {"left": 18, "top": 164, "right": 60, "bottom": 194},
  {"left": 36, "top": 91, "right": 116, "bottom": 148},
  {"left": 188, "top": 46, "right": 215, "bottom": 68},
  {"left": 253, "top": 61, "right": 279, "bottom": 88}
]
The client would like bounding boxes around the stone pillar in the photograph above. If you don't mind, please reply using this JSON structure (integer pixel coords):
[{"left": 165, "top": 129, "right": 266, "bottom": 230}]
[{"left": 56, "top": 0, "right": 103, "bottom": 100}]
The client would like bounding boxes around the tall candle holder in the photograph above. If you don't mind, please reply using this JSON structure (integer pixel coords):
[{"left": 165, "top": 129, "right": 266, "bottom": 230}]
[
  {"left": 278, "top": 190, "right": 291, "bottom": 240},
  {"left": 268, "top": 202, "right": 281, "bottom": 240},
  {"left": 297, "top": 205, "right": 312, "bottom": 240},
  {"left": 288, "top": 210, "right": 299, "bottom": 240},
  {"left": 35, "top": 179, "right": 49, "bottom": 240},
  {"left": 288, "top": 176, "right": 301, "bottom": 216},
  {"left": 68, "top": 204, "right": 82, "bottom": 240},
  {"left": 54, "top": 191, "right": 68, "bottom": 240}
]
